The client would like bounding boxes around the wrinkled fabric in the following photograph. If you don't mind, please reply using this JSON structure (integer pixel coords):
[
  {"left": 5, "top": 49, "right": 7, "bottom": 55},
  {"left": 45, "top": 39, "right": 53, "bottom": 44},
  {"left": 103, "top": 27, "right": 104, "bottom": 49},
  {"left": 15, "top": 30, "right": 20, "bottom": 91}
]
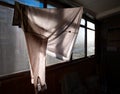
[{"left": 13, "top": 2, "right": 83, "bottom": 93}]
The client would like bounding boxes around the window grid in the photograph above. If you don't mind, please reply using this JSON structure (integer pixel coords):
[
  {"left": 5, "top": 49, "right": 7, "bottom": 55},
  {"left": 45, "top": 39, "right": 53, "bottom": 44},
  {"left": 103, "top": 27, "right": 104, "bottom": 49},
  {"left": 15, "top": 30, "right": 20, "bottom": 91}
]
[
  {"left": 72, "top": 17, "right": 95, "bottom": 59},
  {"left": 0, "top": 1, "right": 95, "bottom": 67},
  {"left": 84, "top": 18, "right": 95, "bottom": 57}
]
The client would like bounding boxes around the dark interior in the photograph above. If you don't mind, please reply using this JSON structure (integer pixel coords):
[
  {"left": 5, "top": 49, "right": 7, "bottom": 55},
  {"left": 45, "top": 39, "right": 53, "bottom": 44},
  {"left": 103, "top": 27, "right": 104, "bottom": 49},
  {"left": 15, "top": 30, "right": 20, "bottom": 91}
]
[{"left": 0, "top": 0, "right": 120, "bottom": 94}]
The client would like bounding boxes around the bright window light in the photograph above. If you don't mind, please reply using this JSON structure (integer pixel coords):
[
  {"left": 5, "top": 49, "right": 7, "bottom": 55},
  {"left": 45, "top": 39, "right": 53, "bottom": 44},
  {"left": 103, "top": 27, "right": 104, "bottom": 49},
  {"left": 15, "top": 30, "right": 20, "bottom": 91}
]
[
  {"left": 87, "top": 21, "right": 95, "bottom": 30},
  {"left": 72, "top": 27, "right": 85, "bottom": 59},
  {"left": 87, "top": 29, "right": 95, "bottom": 56},
  {"left": 80, "top": 18, "right": 85, "bottom": 26}
]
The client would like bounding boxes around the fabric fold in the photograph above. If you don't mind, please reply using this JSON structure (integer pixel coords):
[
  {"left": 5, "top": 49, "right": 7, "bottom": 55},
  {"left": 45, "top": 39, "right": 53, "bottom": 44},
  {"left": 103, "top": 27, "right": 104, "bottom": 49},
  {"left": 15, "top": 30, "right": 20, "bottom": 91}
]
[{"left": 13, "top": 2, "right": 83, "bottom": 93}]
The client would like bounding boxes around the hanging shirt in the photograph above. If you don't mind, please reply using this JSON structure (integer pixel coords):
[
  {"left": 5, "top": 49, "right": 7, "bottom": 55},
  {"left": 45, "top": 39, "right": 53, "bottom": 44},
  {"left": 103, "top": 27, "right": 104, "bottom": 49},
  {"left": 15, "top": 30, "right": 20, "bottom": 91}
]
[{"left": 13, "top": 2, "right": 83, "bottom": 93}]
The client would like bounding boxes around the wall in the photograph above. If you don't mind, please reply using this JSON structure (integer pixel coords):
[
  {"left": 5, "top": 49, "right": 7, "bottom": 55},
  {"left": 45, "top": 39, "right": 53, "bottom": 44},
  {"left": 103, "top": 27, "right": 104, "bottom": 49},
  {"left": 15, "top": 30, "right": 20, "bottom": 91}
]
[
  {"left": 96, "top": 13, "right": 120, "bottom": 94},
  {"left": 0, "top": 71, "right": 35, "bottom": 94},
  {"left": 0, "top": 57, "right": 99, "bottom": 94}
]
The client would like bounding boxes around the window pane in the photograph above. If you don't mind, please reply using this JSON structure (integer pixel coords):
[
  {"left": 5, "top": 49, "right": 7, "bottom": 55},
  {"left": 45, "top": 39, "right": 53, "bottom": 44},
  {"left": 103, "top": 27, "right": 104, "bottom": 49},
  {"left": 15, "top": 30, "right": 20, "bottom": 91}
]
[
  {"left": 0, "top": 0, "right": 43, "bottom": 8},
  {"left": 80, "top": 18, "right": 85, "bottom": 26},
  {"left": 87, "top": 21, "right": 95, "bottom": 30},
  {"left": 87, "top": 29, "right": 95, "bottom": 56},
  {"left": 47, "top": 4, "right": 55, "bottom": 8},
  {"left": 0, "top": 5, "right": 29, "bottom": 76},
  {"left": 72, "top": 27, "right": 85, "bottom": 59},
  {"left": 46, "top": 55, "right": 63, "bottom": 66}
]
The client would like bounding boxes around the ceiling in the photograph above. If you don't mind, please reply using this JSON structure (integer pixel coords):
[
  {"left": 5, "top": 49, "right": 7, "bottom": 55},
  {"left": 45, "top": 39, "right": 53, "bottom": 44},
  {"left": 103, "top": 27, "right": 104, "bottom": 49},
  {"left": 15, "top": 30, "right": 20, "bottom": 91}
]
[{"left": 59, "top": 0, "right": 120, "bottom": 19}]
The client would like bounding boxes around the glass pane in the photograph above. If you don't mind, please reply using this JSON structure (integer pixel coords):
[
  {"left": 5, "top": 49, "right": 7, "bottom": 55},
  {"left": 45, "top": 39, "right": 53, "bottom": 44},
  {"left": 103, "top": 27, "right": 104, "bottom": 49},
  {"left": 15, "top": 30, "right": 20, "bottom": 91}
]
[
  {"left": 80, "top": 18, "right": 85, "bottom": 25},
  {"left": 0, "top": 5, "right": 29, "bottom": 76},
  {"left": 0, "top": 0, "right": 43, "bottom": 8},
  {"left": 46, "top": 55, "right": 63, "bottom": 66},
  {"left": 72, "top": 27, "right": 85, "bottom": 59},
  {"left": 47, "top": 4, "right": 56, "bottom": 8},
  {"left": 87, "top": 21, "right": 95, "bottom": 30},
  {"left": 87, "top": 29, "right": 95, "bottom": 56}
]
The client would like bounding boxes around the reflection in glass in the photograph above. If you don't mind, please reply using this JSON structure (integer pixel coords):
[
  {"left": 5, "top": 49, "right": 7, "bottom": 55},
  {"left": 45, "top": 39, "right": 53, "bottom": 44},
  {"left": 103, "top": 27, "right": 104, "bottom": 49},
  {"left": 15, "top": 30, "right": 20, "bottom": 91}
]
[{"left": 87, "top": 29, "right": 95, "bottom": 56}]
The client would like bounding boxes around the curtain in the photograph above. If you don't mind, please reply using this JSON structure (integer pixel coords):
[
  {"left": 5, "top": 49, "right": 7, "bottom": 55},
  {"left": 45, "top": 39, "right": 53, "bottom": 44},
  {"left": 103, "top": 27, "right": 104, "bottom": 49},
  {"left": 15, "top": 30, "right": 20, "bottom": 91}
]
[{"left": 13, "top": 2, "right": 83, "bottom": 93}]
